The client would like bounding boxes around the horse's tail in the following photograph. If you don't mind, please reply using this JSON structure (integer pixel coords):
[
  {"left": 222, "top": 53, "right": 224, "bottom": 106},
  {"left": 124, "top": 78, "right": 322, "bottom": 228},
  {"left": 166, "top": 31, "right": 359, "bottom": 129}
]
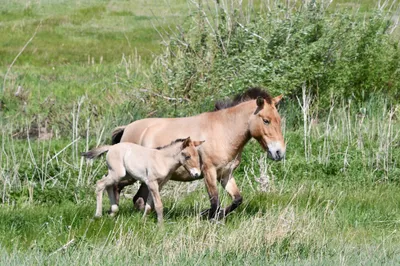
[
  {"left": 81, "top": 145, "right": 112, "bottom": 159},
  {"left": 112, "top": 126, "right": 126, "bottom": 145}
]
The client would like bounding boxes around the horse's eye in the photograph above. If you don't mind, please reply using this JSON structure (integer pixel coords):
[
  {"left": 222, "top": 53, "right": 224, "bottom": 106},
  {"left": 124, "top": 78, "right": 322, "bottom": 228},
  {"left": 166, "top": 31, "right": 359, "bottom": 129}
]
[
  {"left": 263, "top": 119, "right": 270, "bottom": 125},
  {"left": 185, "top": 155, "right": 191, "bottom": 160}
]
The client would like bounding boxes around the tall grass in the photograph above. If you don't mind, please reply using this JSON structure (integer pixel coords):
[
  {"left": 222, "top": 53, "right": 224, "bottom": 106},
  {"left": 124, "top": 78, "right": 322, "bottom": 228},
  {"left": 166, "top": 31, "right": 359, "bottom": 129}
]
[{"left": 1, "top": 93, "right": 399, "bottom": 262}]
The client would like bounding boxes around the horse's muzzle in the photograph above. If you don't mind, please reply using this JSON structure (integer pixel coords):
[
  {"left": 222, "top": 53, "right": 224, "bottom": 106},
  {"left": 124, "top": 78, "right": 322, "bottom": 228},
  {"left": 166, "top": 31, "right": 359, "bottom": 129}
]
[
  {"left": 267, "top": 142, "right": 285, "bottom": 161},
  {"left": 190, "top": 168, "right": 201, "bottom": 178}
]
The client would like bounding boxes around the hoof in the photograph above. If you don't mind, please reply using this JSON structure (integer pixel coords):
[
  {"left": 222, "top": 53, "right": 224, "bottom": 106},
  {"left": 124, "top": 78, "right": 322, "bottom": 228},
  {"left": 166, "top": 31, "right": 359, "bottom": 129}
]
[
  {"left": 214, "top": 209, "right": 226, "bottom": 220},
  {"left": 143, "top": 203, "right": 152, "bottom": 216},
  {"left": 108, "top": 212, "right": 117, "bottom": 218},
  {"left": 200, "top": 208, "right": 226, "bottom": 220},
  {"left": 111, "top": 204, "right": 119, "bottom": 213},
  {"left": 200, "top": 208, "right": 210, "bottom": 218},
  {"left": 94, "top": 214, "right": 102, "bottom": 219},
  {"left": 106, "top": 204, "right": 119, "bottom": 217},
  {"left": 134, "top": 198, "right": 145, "bottom": 211}
]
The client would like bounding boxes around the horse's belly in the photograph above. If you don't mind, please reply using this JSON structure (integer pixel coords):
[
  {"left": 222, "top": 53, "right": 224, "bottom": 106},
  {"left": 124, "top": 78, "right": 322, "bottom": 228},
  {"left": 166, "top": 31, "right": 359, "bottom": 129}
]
[
  {"left": 217, "top": 159, "right": 240, "bottom": 176},
  {"left": 169, "top": 158, "right": 239, "bottom": 182}
]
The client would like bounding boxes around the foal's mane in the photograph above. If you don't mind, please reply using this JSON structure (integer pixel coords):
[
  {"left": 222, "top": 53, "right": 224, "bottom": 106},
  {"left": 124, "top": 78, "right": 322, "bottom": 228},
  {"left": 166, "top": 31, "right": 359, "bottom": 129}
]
[
  {"left": 214, "top": 87, "right": 272, "bottom": 111},
  {"left": 156, "top": 138, "right": 186, "bottom": 150}
]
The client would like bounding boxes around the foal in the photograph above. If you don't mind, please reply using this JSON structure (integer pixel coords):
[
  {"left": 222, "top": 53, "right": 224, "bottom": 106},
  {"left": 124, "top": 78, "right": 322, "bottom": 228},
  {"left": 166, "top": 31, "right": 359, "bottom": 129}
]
[{"left": 82, "top": 137, "right": 203, "bottom": 223}]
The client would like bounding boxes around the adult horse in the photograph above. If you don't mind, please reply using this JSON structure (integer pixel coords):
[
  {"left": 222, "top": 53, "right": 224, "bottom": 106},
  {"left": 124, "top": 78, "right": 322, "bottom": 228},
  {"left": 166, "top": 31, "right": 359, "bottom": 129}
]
[{"left": 112, "top": 88, "right": 286, "bottom": 219}]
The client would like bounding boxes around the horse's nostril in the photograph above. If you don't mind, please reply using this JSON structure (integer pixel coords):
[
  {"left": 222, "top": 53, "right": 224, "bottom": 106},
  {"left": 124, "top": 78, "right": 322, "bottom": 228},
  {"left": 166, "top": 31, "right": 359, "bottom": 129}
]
[{"left": 275, "top": 150, "right": 285, "bottom": 160}]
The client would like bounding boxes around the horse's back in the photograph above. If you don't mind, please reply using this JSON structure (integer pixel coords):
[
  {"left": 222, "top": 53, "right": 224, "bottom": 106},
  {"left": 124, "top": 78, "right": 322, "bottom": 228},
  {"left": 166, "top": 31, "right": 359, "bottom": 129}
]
[
  {"left": 120, "top": 118, "right": 161, "bottom": 144},
  {"left": 120, "top": 116, "right": 207, "bottom": 148}
]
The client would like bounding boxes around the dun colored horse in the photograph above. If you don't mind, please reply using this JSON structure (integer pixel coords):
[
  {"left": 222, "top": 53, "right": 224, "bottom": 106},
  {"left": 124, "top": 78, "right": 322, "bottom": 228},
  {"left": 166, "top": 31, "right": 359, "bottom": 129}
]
[
  {"left": 82, "top": 137, "right": 203, "bottom": 223},
  {"left": 113, "top": 88, "right": 286, "bottom": 219}
]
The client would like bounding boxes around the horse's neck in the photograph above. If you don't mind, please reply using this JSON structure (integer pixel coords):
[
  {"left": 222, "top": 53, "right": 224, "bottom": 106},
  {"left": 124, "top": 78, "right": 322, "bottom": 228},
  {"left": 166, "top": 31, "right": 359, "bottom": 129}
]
[
  {"left": 156, "top": 146, "right": 181, "bottom": 174},
  {"left": 213, "top": 101, "right": 254, "bottom": 156}
]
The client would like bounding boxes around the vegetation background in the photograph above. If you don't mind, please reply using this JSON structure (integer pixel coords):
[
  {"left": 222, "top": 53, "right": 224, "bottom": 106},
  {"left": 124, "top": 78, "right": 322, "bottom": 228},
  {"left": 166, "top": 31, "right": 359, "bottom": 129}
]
[{"left": 1, "top": 0, "right": 400, "bottom": 264}]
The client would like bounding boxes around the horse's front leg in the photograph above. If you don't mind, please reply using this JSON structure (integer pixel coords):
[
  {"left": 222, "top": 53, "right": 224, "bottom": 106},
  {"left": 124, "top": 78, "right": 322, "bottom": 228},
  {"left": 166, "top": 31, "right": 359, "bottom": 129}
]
[
  {"left": 202, "top": 164, "right": 220, "bottom": 220},
  {"left": 218, "top": 158, "right": 242, "bottom": 217},
  {"left": 219, "top": 175, "right": 242, "bottom": 217}
]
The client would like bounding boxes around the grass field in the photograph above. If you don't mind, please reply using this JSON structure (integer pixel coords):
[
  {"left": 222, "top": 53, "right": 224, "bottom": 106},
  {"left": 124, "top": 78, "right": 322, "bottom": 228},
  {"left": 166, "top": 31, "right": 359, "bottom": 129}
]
[{"left": 1, "top": 0, "right": 400, "bottom": 264}]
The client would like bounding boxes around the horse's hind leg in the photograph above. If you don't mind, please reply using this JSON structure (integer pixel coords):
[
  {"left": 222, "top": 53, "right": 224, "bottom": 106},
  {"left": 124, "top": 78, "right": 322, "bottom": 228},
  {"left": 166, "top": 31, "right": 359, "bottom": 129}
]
[
  {"left": 114, "top": 179, "right": 137, "bottom": 207},
  {"left": 133, "top": 183, "right": 149, "bottom": 211}
]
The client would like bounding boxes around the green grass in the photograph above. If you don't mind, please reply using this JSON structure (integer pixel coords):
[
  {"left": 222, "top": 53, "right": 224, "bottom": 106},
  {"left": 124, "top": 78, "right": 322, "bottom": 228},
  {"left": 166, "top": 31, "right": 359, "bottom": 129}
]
[
  {"left": 1, "top": 100, "right": 399, "bottom": 263},
  {"left": 0, "top": 0, "right": 188, "bottom": 66},
  {"left": 1, "top": 180, "right": 400, "bottom": 264},
  {"left": 0, "top": 0, "right": 189, "bottom": 126}
]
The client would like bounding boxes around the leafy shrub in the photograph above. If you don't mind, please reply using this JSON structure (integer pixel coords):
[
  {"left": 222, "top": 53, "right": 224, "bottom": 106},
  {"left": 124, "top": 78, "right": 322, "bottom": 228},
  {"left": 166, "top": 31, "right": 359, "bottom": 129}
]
[{"left": 146, "top": 2, "right": 400, "bottom": 114}]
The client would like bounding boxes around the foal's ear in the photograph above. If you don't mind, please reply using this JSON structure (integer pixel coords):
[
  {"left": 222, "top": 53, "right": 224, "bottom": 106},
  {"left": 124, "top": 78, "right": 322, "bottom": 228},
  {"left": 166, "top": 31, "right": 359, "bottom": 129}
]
[
  {"left": 193, "top": 140, "right": 205, "bottom": 147},
  {"left": 256, "top": 96, "right": 264, "bottom": 107},
  {"left": 182, "top": 137, "right": 191, "bottom": 148},
  {"left": 272, "top": 94, "right": 283, "bottom": 106}
]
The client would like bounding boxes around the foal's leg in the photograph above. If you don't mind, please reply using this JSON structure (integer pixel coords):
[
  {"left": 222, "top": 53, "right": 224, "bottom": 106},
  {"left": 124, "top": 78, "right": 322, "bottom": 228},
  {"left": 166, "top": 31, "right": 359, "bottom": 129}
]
[
  {"left": 143, "top": 195, "right": 153, "bottom": 218},
  {"left": 147, "top": 181, "right": 163, "bottom": 224},
  {"left": 95, "top": 175, "right": 115, "bottom": 217},
  {"left": 114, "top": 184, "right": 120, "bottom": 206},
  {"left": 97, "top": 166, "right": 126, "bottom": 217},
  {"left": 106, "top": 186, "right": 119, "bottom": 216},
  {"left": 116, "top": 180, "right": 146, "bottom": 210}
]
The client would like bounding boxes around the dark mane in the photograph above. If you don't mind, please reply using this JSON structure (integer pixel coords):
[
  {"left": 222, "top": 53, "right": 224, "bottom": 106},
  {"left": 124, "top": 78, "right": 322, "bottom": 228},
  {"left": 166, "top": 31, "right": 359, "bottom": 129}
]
[
  {"left": 214, "top": 87, "right": 272, "bottom": 111},
  {"left": 156, "top": 138, "right": 186, "bottom": 150}
]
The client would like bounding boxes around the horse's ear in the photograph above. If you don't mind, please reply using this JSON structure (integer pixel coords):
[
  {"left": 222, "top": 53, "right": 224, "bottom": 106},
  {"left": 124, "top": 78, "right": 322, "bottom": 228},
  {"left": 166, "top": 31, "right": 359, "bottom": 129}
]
[
  {"left": 272, "top": 95, "right": 283, "bottom": 106},
  {"left": 193, "top": 140, "right": 205, "bottom": 147},
  {"left": 182, "top": 137, "right": 191, "bottom": 148},
  {"left": 256, "top": 96, "right": 264, "bottom": 107}
]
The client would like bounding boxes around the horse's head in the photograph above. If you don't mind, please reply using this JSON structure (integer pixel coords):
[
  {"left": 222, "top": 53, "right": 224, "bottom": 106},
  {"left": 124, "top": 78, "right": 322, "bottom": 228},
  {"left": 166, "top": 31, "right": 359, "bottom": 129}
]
[
  {"left": 248, "top": 95, "right": 286, "bottom": 161},
  {"left": 179, "top": 137, "right": 204, "bottom": 178}
]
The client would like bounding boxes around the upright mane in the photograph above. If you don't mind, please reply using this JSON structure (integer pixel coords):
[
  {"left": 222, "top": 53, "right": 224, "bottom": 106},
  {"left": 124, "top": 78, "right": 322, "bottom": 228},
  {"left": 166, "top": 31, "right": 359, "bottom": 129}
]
[
  {"left": 156, "top": 138, "right": 186, "bottom": 150},
  {"left": 214, "top": 87, "right": 272, "bottom": 111}
]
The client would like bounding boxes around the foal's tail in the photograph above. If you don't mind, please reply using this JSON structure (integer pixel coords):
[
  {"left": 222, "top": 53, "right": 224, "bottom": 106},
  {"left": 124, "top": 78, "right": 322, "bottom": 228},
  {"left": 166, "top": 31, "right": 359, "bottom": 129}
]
[
  {"left": 111, "top": 126, "right": 126, "bottom": 145},
  {"left": 81, "top": 145, "right": 112, "bottom": 159}
]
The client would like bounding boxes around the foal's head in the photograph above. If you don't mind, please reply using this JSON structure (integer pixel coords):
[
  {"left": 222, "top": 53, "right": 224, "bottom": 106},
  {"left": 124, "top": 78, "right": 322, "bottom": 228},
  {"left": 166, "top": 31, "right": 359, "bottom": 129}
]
[
  {"left": 178, "top": 137, "right": 204, "bottom": 178},
  {"left": 248, "top": 94, "right": 285, "bottom": 160}
]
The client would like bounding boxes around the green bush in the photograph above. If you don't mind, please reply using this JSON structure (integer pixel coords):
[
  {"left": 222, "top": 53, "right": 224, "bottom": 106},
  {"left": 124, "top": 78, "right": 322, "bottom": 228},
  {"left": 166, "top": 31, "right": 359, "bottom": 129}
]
[{"left": 147, "top": 2, "right": 400, "bottom": 114}]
